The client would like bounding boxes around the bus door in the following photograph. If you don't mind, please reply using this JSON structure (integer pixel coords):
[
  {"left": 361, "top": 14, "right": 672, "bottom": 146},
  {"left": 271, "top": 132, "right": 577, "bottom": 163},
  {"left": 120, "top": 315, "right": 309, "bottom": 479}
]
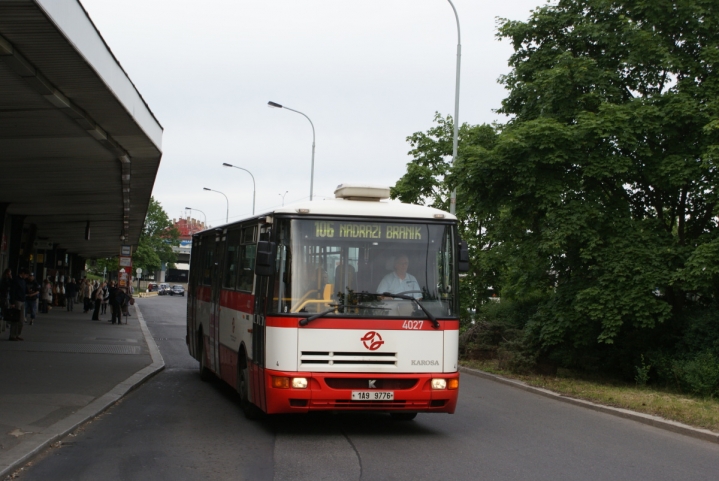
[
  {"left": 251, "top": 228, "right": 270, "bottom": 410},
  {"left": 208, "top": 229, "right": 226, "bottom": 375}
]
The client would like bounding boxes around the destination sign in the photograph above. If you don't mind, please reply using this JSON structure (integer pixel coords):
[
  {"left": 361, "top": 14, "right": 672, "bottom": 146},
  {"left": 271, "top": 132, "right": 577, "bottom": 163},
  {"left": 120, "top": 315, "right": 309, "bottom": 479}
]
[{"left": 311, "top": 221, "right": 424, "bottom": 241}]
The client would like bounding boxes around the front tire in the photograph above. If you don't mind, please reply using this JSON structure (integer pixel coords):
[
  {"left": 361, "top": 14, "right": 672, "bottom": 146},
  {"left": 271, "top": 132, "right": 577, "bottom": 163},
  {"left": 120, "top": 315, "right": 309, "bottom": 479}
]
[
  {"left": 238, "top": 355, "right": 261, "bottom": 420},
  {"left": 198, "top": 333, "right": 212, "bottom": 382}
]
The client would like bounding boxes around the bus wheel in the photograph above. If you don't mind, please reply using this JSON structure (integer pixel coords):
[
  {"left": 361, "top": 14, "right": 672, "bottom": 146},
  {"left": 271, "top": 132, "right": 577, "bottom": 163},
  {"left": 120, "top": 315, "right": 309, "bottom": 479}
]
[
  {"left": 198, "top": 332, "right": 212, "bottom": 382},
  {"left": 390, "top": 412, "right": 417, "bottom": 421},
  {"left": 238, "top": 362, "right": 261, "bottom": 420}
]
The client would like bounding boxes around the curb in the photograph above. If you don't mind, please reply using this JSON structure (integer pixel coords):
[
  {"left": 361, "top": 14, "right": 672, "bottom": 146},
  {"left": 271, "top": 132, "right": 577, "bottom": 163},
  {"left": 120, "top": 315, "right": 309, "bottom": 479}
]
[
  {"left": 0, "top": 303, "right": 165, "bottom": 478},
  {"left": 459, "top": 366, "right": 719, "bottom": 445}
]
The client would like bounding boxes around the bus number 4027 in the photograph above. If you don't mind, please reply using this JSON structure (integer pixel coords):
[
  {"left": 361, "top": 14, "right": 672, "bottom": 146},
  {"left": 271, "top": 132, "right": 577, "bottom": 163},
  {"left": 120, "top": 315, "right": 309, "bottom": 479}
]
[{"left": 402, "top": 320, "right": 424, "bottom": 330}]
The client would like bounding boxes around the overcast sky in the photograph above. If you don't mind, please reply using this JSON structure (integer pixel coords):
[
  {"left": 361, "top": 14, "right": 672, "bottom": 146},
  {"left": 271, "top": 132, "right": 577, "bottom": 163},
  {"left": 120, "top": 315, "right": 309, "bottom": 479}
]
[{"left": 80, "top": 0, "right": 542, "bottom": 226}]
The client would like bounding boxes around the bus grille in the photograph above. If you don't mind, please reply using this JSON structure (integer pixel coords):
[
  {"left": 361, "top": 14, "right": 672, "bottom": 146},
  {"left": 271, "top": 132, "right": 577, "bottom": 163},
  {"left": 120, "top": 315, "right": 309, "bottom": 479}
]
[
  {"left": 324, "top": 378, "right": 418, "bottom": 390},
  {"left": 300, "top": 351, "right": 397, "bottom": 366}
]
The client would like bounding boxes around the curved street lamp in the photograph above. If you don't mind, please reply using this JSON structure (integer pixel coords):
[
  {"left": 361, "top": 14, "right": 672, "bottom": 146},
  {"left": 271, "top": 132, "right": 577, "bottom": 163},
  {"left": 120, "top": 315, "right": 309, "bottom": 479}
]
[
  {"left": 222, "top": 163, "right": 256, "bottom": 215},
  {"left": 447, "top": 0, "right": 462, "bottom": 215},
  {"left": 268, "top": 101, "right": 316, "bottom": 201},
  {"left": 185, "top": 206, "right": 207, "bottom": 228},
  {"left": 203, "top": 187, "right": 229, "bottom": 223},
  {"left": 279, "top": 190, "right": 288, "bottom": 206}
]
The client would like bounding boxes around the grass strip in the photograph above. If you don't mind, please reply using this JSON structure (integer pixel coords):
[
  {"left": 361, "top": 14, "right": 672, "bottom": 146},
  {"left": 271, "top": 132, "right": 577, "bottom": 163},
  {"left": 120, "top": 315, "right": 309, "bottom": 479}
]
[{"left": 461, "top": 359, "right": 719, "bottom": 433}]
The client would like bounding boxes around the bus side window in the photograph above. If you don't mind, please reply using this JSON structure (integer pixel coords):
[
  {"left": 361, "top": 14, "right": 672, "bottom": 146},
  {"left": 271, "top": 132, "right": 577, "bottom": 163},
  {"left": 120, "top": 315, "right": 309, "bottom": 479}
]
[
  {"left": 238, "top": 244, "right": 256, "bottom": 292},
  {"left": 202, "top": 237, "right": 213, "bottom": 286},
  {"left": 238, "top": 225, "right": 258, "bottom": 292},
  {"left": 223, "top": 230, "right": 241, "bottom": 289}
]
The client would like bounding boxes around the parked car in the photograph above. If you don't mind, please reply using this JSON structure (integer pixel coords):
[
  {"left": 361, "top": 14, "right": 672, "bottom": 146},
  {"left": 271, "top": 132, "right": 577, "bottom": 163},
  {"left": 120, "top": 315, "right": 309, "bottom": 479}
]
[
  {"left": 170, "top": 285, "right": 185, "bottom": 297},
  {"left": 157, "top": 284, "right": 170, "bottom": 295}
]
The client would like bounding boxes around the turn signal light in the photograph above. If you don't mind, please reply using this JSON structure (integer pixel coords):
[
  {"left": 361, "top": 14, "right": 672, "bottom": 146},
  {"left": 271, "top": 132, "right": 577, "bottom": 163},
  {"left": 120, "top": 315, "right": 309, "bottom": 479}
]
[
  {"left": 447, "top": 378, "right": 459, "bottom": 390},
  {"left": 271, "top": 376, "right": 290, "bottom": 389}
]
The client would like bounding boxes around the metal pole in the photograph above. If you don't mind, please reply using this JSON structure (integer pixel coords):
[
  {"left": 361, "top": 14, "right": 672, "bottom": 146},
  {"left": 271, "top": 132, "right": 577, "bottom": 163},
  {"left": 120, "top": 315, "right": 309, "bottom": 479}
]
[
  {"left": 223, "top": 164, "right": 256, "bottom": 215},
  {"left": 447, "top": 0, "right": 461, "bottom": 215},
  {"left": 203, "top": 188, "right": 229, "bottom": 223},
  {"left": 186, "top": 207, "right": 207, "bottom": 227},
  {"left": 268, "top": 102, "right": 316, "bottom": 201}
]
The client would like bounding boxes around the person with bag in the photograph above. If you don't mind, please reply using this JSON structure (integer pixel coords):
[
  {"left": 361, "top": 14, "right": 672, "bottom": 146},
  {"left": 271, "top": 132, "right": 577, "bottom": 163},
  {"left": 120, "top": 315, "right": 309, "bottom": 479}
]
[
  {"left": 25, "top": 272, "right": 40, "bottom": 325},
  {"left": 41, "top": 279, "right": 53, "bottom": 313},
  {"left": 64, "top": 278, "right": 77, "bottom": 312},
  {"left": 108, "top": 281, "right": 124, "bottom": 325},
  {"left": 91, "top": 281, "right": 105, "bottom": 321},
  {"left": 82, "top": 279, "right": 92, "bottom": 313},
  {"left": 56, "top": 278, "right": 66, "bottom": 307},
  {"left": 101, "top": 282, "right": 109, "bottom": 315},
  {"left": 0, "top": 268, "right": 12, "bottom": 328},
  {"left": 8, "top": 268, "right": 28, "bottom": 341}
]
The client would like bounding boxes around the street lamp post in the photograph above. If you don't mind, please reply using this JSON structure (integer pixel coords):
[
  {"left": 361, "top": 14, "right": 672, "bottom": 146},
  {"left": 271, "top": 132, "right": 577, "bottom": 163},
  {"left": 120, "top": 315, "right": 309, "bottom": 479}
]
[
  {"left": 185, "top": 207, "right": 207, "bottom": 228},
  {"left": 268, "top": 101, "right": 316, "bottom": 201},
  {"left": 279, "top": 191, "right": 288, "bottom": 206},
  {"left": 447, "top": 0, "right": 461, "bottom": 215},
  {"left": 222, "top": 163, "right": 256, "bottom": 215},
  {"left": 203, "top": 188, "right": 229, "bottom": 223}
]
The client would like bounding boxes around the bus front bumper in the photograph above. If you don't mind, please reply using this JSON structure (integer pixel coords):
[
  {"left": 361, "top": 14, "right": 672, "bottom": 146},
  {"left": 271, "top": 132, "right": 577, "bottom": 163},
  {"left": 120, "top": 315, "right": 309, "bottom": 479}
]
[{"left": 264, "top": 370, "right": 459, "bottom": 414}]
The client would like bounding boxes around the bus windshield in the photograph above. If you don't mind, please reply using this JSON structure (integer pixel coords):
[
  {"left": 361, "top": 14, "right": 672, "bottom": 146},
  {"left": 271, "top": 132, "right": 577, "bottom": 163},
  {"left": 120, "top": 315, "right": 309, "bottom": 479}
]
[{"left": 271, "top": 218, "right": 457, "bottom": 318}]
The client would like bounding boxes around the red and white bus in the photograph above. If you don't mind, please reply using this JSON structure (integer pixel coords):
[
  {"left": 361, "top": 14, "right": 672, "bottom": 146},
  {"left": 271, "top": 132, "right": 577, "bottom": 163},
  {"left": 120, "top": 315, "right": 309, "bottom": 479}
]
[{"left": 186, "top": 184, "right": 468, "bottom": 419}]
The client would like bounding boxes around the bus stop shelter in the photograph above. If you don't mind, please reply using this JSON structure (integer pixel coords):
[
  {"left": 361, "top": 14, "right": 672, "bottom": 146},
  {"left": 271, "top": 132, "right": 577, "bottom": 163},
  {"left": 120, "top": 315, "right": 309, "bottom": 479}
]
[{"left": 0, "top": 0, "right": 163, "bottom": 277}]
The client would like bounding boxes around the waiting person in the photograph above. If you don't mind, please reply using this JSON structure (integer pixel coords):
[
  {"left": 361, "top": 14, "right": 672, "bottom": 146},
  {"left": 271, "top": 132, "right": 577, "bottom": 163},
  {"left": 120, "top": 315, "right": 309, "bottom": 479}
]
[
  {"left": 108, "top": 281, "right": 125, "bottom": 325},
  {"left": 91, "top": 281, "right": 105, "bottom": 321},
  {"left": 8, "top": 268, "right": 28, "bottom": 341},
  {"left": 25, "top": 273, "right": 40, "bottom": 325},
  {"left": 56, "top": 278, "right": 65, "bottom": 307},
  {"left": 75, "top": 278, "right": 82, "bottom": 304},
  {"left": 41, "top": 279, "right": 53, "bottom": 313},
  {"left": 82, "top": 279, "right": 92, "bottom": 313},
  {"left": 101, "top": 282, "right": 109, "bottom": 315},
  {"left": 65, "top": 278, "right": 77, "bottom": 312},
  {"left": 0, "top": 268, "right": 12, "bottom": 326},
  {"left": 377, "top": 254, "right": 422, "bottom": 299}
]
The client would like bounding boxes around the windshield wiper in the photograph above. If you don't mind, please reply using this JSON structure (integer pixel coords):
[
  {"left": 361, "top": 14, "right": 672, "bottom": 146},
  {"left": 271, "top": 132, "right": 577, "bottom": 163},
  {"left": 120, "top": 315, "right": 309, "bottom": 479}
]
[
  {"left": 299, "top": 305, "right": 339, "bottom": 326},
  {"left": 357, "top": 291, "right": 440, "bottom": 329},
  {"left": 383, "top": 292, "right": 440, "bottom": 329},
  {"left": 299, "top": 294, "right": 441, "bottom": 329}
]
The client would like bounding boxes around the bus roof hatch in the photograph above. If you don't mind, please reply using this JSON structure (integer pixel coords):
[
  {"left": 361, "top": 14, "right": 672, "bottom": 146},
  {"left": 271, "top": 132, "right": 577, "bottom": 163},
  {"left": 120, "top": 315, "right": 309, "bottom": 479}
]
[{"left": 334, "top": 184, "right": 390, "bottom": 201}]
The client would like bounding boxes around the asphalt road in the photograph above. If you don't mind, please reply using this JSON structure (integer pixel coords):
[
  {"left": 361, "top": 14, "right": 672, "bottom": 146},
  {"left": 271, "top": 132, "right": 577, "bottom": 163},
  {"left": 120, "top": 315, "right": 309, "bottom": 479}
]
[{"left": 18, "top": 297, "right": 719, "bottom": 481}]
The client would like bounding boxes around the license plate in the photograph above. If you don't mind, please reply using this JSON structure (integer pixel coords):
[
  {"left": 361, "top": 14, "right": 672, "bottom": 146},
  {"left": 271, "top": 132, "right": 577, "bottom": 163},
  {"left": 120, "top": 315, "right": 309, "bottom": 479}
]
[{"left": 351, "top": 391, "right": 394, "bottom": 401}]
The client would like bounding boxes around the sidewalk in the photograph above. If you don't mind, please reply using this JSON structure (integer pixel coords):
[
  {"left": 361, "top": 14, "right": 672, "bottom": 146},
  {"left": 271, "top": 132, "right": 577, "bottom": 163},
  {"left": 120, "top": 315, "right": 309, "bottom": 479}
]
[{"left": 0, "top": 301, "right": 164, "bottom": 477}]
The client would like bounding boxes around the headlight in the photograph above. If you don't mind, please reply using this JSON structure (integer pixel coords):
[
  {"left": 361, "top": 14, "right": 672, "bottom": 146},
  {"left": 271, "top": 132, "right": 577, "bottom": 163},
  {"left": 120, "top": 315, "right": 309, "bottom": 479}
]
[
  {"left": 431, "top": 378, "right": 447, "bottom": 390},
  {"left": 292, "top": 377, "right": 308, "bottom": 389}
]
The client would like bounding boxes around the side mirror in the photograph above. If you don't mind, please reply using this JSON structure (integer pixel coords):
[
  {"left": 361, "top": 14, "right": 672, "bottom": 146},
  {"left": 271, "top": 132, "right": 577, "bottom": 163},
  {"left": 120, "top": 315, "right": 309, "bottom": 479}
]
[
  {"left": 254, "top": 241, "right": 277, "bottom": 276},
  {"left": 458, "top": 240, "right": 470, "bottom": 273}
]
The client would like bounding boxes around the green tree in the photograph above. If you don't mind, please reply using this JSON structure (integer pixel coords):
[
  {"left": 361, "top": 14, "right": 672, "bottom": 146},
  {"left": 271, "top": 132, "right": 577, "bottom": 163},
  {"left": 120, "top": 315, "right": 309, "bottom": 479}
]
[
  {"left": 465, "top": 0, "right": 719, "bottom": 352},
  {"left": 397, "top": 0, "right": 719, "bottom": 372},
  {"left": 132, "top": 197, "right": 180, "bottom": 275},
  {"left": 392, "top": 114, "right": 503, "bottom": 322},
  {"left": 86, "top": 198, "right": 179, "bottom": 278}
]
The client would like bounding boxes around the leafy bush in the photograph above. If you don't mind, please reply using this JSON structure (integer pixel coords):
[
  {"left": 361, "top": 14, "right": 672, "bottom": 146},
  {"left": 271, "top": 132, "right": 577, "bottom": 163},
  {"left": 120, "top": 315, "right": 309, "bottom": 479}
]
[
  {"left": 459, "top": 298, "right": 546, "bottom": 374},
  {"left": 671, "top": 352, "right": 719, "bottom": 398},
  {"left": 634, "top": 355, "right": 651, "bottom": 386}
]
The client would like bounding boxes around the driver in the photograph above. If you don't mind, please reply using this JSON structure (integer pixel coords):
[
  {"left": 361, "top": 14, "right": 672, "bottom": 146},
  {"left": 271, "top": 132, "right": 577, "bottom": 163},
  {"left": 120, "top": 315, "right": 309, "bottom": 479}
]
[{"left": 377, "top": 254, "right": 422, "bottom": 299}]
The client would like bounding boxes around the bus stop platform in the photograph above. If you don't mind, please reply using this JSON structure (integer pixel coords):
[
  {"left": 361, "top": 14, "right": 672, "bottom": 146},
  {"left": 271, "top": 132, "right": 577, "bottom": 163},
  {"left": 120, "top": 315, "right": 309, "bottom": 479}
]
[{"left": 0, "top": 303, "right": 164, "bottom": 477}]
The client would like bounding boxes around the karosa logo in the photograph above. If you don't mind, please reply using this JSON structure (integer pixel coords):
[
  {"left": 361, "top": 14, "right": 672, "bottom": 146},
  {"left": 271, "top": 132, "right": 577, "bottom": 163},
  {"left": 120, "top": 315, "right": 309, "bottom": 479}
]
[{"left": 361, "top": 331, "right": 384, "bottom": 351}]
